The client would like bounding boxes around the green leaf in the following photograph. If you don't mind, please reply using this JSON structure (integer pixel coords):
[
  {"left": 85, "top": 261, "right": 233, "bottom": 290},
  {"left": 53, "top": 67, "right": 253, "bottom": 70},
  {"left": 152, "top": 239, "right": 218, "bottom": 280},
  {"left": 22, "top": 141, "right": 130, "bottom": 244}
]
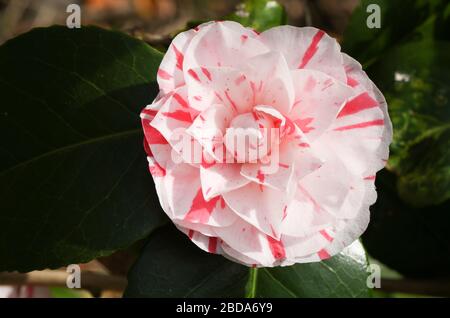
[
  {"left": 342, "top": 0, "right": 443, "bottom": 66},
  {"left": 366, "top": 40, "right": 450, "bottom": 207},
  {"left": 0, "top": 26, "right": 167, "bottom": 272},
  {"left": 363, "top": 170, "right": 450, "bottom": 278},
  {"left": 226, "top": 0, "right": 287, "bottom": 32},
  {"left": 396, "top": 127, "right": 450, "bottom": 207},
  {"left": 124, "top": 225, "right": 371, "bottom": 298}
]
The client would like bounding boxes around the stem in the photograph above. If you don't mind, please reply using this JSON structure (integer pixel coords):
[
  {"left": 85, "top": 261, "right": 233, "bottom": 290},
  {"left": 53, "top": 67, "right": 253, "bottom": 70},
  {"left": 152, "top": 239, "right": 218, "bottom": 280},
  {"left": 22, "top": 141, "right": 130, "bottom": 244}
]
[
  {"left": 0, "top": 270, "right": 127, "bottom": 292},
  {"left": 380, "top": 278, "right": 450, "bottom": 297},
  {"left": 245, "top": 267, "right": 258, "bottom": 298}
]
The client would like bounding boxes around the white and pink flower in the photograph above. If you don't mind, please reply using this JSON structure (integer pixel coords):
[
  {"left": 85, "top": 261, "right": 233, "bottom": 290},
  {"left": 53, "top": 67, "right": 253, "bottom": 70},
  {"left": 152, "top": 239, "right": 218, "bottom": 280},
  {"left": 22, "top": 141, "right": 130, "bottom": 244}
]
[{"left": 141, "top": 21, "right": 392, "bottom": 267}]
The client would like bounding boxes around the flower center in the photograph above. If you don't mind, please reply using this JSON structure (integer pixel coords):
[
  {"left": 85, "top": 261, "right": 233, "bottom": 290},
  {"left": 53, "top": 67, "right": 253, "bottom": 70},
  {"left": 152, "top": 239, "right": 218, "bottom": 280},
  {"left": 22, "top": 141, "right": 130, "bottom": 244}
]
[{"left": 224, "top": 111, "right": 274, "bottom": 163}]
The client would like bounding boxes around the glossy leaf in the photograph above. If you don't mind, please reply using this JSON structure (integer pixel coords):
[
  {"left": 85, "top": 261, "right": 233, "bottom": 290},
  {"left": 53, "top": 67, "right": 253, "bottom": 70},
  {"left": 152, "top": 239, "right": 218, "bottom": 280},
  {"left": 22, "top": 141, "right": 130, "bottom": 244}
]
[
  {"left": 125, "top": 225, "right": 371, "bottom": 298},
  {"left": 367, "top": 40, "right": 450, "bottom": 207},
  {"left": 0, "top": 26, "right": 167, "bottom": 271},
  {"left": 342, "top": 0, "right": 443, "bottom": 66},
  {"left": 226, "top": 0, "right": 287, "bottom": 32},
  {"left": 363, "top": 170, "right": 450, "bottom": 278}
]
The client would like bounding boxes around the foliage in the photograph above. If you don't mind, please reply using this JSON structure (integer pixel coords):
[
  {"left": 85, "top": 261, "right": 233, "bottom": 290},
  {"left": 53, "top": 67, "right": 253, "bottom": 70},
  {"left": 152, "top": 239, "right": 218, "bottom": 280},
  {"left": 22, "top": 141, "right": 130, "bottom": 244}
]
[
  {"left": 1, "top": 0, "right": 448, "bottom": 297},
  {"left": 0, "top": 26, "right": 167, "bottom": 271},
  {"left": 343, "top": 0, "right": 450, "bottom": 277},
  {"left": 225, "top": 0, "right": 287, "bottom": 32}
]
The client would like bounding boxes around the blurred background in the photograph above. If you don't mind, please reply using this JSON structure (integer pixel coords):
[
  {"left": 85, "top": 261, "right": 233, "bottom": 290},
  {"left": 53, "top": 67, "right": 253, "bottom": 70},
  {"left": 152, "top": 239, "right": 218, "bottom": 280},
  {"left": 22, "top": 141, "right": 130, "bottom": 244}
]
[
  {"left": 0, "top": 0, "right": 359, "bottom": 45},
  {"left": 0, "top": 0, "right": 449, "bottom": 298}
]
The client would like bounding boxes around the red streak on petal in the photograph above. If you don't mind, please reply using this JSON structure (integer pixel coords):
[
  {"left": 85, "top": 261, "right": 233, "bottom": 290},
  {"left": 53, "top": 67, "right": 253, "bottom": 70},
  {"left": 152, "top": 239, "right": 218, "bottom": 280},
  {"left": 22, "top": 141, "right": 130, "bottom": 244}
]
[
  {"left": 235, "top": 74, "right": 246, "bottom": 86},
  {"left": 270, "top": 225, "right": 278, "bottom": 238},
  {"left": 267, "top": 235, "right": 286, "bottom": 260},
  {"left": 321, "top": 78, "right": 335, "bottom": 91},
  {"left": 143, "top": 139, "right": 152, "bottom": 156},
  {"left": 184, "top": 190, "right": 221, "bottom": 223},
  {"left": 173, "top": 93, "right": 190, "bottom": 108},
  {"left": 241, "top": 34, "right": 248, "bottom": 43},
  {"left": 188, "top": 230, "right": 194, "bottom": 239},
  {"left": 208, "top": 237, "right": 218, "bottom": 253},
  {"left": 220, "top": 196, "right": 226, "bottom": 209},
  {"left": 318, "top": 249, "right": 331, "bottom": 260},
  {"left": 364, "top": 175, "right": 376, "bottom": 180},
  {"left": 299, "top": 30, "right": 325, "bottom": 69},
  {"left": 172, "top": 44, "right": 184, "bottom": 70},
  {"left": 224, "top": 90, "right": 238, "bottom": 112},
  {"left": 298, "top": 142, "right": 310, "bottom": 148},
  {"left": 141, "top": 108, "right": 158, "bottom": 118},
  {"left": 188, "top": 69, "right": 201, "bottom": 82},
  {"left": 337, "top": 92, "right": 378, "bottom": 118},
  {"left": 149, "top": 162, "right": 166, "bottom": 177},
  {"left": 142, "top": 121, "right": 168, "bottom": 145},
  {"left": 201, "top": 67, "right": 212, "bottom": 81},
  {"left": 201, "top": 153, "right": 216, "bottom": 169},
  {"left": 319, "top": 230, "right": 334, "bottom": 242},
  {"left": 162, "top": 110, "right": 192, "bottom": 122},
  {"left": 282, "top": 205, "right": 288, "bottom": 220},
  {"left": 194, "top": 96, "right": 202, "bottom": 101},
  {"left": 334, "top": 119, "right": 384, "bottom": 131},
  {"left": 256, "top": 169, "right": 265, "bottom": 184},
  {"left": 215, "top": 91, "right": 224, "bottom": 102},
  {"left": 279, "top": 163, "right": 290, "bottom": 169},
  {"left": 347, "top": 76, "right": 359, "bottom": 87},
  {"left": 157, "top": 68, "right": 172, "bottom": 80},
  {"left": 293, "top": 117, "right": 315, "bottom": 134}
]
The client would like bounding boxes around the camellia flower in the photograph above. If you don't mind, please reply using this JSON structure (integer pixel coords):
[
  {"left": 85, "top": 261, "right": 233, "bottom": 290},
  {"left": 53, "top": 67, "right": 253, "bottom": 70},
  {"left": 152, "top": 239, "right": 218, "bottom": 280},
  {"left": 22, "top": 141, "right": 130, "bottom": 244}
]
[{"left": 141, "top": 21, "right": 392, "bottom": 267}]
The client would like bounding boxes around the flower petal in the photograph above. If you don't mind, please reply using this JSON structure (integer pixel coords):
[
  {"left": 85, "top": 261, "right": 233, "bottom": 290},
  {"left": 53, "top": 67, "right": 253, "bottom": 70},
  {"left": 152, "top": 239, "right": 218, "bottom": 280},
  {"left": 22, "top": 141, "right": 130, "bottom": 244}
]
[
  {"left": 242, "top": 52, "right": 295, "bottom": 114},
  {"left": 157, "top": 29, "right": 196, "bottom": 94},
  {"left": 183, "top": 21, "right": 269, "bottom": 72},
  {"left": 185, "top": 66, "right": 254, "bottom": 113},
  {"left": 289, "top": 69, "right": 354, "bottom": 140},
  {"left": 223, "top": 182, "right": 288, "bottom": 239},
  {"left": 260, "top": 26, "right": 346, "bottom": 82},
  {"left": 200, "top": 163, "right": 251, "bottom": 201}
]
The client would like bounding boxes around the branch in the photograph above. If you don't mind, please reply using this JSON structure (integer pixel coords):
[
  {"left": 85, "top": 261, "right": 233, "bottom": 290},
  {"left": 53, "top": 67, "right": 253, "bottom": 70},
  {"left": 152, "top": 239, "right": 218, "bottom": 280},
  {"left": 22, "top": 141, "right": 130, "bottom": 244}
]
[
  {"left": 0, "top": 270, "right": 127, "bottom": 292},
  {"left": 380, "top": 278, "right": 450, "bottom": 297}
]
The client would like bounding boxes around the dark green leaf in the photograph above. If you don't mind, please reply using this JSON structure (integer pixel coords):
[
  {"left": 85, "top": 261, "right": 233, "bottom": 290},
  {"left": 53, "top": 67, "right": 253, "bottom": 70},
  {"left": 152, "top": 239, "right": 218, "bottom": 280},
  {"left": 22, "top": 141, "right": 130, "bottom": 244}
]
[
  {"left": 363, "top": 170, "right": 450, "bottom": 278},
  {"left": 367, "top": 40, "right": 450, "bottom": 207},
  {"left": 0, "top": 26, "right": 167, "bottom": 271},
  {"left": 226, "top": 0, "right": 287, "bottom": 32},
  {"left": 125, "top": 225, "right": 371, "bottom": 298},
  {"left": 124, "top": 226, "right": 248, "bottom": 298},
  {"left": 342, "top": 0, "right": 443, "bottom": 66}
]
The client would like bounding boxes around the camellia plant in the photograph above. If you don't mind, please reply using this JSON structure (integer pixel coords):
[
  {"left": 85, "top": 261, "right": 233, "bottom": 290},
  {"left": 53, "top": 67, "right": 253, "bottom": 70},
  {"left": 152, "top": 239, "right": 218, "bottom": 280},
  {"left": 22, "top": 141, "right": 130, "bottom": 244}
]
[{"left": 0, "top": 0, "right": 449, "bottom": 298}]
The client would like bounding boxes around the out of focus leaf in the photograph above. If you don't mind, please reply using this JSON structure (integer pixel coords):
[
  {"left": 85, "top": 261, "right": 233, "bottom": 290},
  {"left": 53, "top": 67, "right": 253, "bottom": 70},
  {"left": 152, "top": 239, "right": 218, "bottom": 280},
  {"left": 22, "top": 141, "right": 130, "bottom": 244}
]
[
  {"left": 0, "top": 26, "right": 167, "bottom": 272},
  {"left": 342, "top": 0, "right": 445, "bottom": 66},
  {"left": 363, "top": 170, "right": 450, "bottom": 278},
  {"left": 124, "top": 225, "right": 371, "bottom": 298},
  {"left": 367, "top": 40, "right": 450, "bottom": 207},
  {"left": 226, "top": 0, "right": 286, "bottom": 32}
]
